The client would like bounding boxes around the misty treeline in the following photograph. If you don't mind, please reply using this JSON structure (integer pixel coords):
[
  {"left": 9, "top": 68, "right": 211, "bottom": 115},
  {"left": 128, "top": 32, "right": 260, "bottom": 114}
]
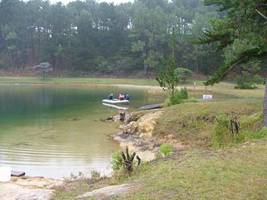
[{"left": 0, "top": 0, "right": 222, "bottom": 76}]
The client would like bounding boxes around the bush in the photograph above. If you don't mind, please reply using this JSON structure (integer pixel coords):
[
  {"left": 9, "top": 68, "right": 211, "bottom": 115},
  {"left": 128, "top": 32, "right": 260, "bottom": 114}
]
[
  {"left": 235, "top": 75, "right": 263, "bottom": 89},
  {"left": 243, "top": 128, "right": 267, "bottom": 140},
  {"left": 111, "top": 147, "right": 141, "bottom": 174},
  {"left": 90, "top": 170, "right": 101, "bottom": 181},
  {"left": 111, "top": 151, "right": 123, "bottom": 171},
  {"left": 165, "top": 88, "right": 188, "bottom": 106},
  {"left": 174, "top": 67, "right": 193, "bottom": 83},
  {"left": 212, "top": 115, "right": 244, "bottom": 148},
  {"left": 160, "top": 144, "right": 173, "bottom": 157},
  {"left": 213, "top": 113, "right": 266, "bottom": 148}
]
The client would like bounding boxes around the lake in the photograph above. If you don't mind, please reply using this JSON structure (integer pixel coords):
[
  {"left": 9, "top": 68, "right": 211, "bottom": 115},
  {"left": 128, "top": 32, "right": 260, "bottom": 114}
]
[{"left": 0, "top": 84, "right": 160, "bottom": 179}]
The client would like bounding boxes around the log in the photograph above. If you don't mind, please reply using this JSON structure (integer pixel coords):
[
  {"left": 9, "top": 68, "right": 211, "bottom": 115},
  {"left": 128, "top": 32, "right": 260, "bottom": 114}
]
[
  {"left": 11, "top": 171, "right": 25, "bottom": 177},
  {"left": 139, "top": 104, "right": 163, "bottom": 111}
]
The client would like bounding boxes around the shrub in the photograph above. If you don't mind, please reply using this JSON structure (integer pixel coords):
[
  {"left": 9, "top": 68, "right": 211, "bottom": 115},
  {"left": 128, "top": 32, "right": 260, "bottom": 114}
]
[
  {"left": 111, "top": 151, "right": 123, "bottom": 171},
  {"left": 235, "top": 75, "right": 263, "bottom": 89},
  {"left": 243, "top": 128, "right": 267, "bottom": 140},
  {"left": 241, "top": 113, "right": 263, "bottom": 132},
  {"left": 156, "top": 57, "right": 179, "bottom": 96},
  {"left": 213, "top": 113, "right": 266, "bottom": 148},
  {"left": 160, "top": 144, "right": 173, "bottom": 157},
  {"left": 91, "top": 170, "right": 101, "bottom": 181},
  {"left": 165, "top": 88, "right": 188, "bottom": 106},
  {"left": 111, "top": 147, "right": 141, "bottom": 174},
  {"left": 212, "top": 114, "right": 244, "bottom": 148}
]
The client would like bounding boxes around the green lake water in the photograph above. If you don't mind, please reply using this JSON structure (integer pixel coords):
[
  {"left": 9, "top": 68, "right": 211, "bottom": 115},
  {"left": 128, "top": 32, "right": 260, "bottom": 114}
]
[{"left": 0, "top": 84, "right": 160, "bottom": 179}]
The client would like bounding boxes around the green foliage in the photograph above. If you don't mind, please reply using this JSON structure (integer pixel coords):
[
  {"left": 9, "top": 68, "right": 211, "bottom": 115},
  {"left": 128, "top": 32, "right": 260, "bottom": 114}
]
[
  {"left": 159, "top": 144, "right": 173, "bottom": 157},
  {"left": 235, "top": 75, "right": 258, "bottom": 89},
  {"left": 174, "top": 67, "right": 193, "bottom": 83},
  {"left": 213, "top": 115, "right": 243, "bottom": 148},
  {"left": 156, "top": 57, "right": 179, "bottom": 96},
  {"left": 165, "top": 88, "right": 188, "bottom": 106},
  {"left": 90, "top": 170, "right": 101, "bottom": 181},
  {"left": 112, "top": 147, "right": 141, "bottom": 174},
  {"left": 200, "top": 0, "right": 267, "bottom": 85},
  {"left": 213, "top": 112, "right": 266, "bottom": 148},
  {"left": 235, "top": 60, "right": 264, "bottom": 89},
  {"left": 243, "top": 128, "right": 267, "bottom": 140},
  {"left": 111, "top": 151, "right": 124, "bottom": 171},
  {"left": 0, "top": 0, "right": 219, "bottom": 75}
]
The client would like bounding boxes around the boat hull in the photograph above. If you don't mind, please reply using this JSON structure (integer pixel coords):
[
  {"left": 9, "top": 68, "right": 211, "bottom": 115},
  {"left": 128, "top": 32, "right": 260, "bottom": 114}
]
[{"left": 102, "top": 99, "right": 129, "bottom": 104}]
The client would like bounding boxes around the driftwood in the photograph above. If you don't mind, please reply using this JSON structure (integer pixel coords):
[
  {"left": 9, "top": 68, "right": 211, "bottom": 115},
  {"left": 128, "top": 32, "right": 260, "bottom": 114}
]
[
  {"left": 11, "top": 171, "right": 25, "bottom": 177},
  {"left": 121, "top": 147, "right": 141, "bottom": 173},
  {"left": 139, "top": 104, "right": 163, "bottom": 111},
  {"left": 229, "top": 115, "right": 240, "bottom": 134}
]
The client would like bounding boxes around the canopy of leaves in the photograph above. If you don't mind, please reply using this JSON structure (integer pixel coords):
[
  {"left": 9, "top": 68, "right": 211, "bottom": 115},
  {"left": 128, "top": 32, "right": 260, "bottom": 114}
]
[
  {"left": 0, "top": 0, "right": 220, "bottom": 76},
  {"left": 199, "top": 0, "right": 267, "bottom": 85}
]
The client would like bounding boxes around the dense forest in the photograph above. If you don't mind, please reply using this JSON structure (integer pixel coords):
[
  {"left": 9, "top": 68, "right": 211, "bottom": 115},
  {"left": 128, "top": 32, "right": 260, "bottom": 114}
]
[{"left": 0, "top": 0, "right": 224, "bottom": 76}]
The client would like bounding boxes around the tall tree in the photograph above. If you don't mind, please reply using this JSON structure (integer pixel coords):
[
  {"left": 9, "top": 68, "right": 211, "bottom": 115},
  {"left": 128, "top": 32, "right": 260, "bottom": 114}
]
[{"left": 199, "top": 0, "right": 267, "bottom": 125}]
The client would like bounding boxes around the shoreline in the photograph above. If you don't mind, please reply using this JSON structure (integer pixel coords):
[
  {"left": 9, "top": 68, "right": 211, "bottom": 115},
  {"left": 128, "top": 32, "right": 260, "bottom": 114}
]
[
  {"left": 111, "top": 109, "right": 186, "bottom": 162},
  {"left": 0, "top": 176, "right": 63, "bottom": 200}
]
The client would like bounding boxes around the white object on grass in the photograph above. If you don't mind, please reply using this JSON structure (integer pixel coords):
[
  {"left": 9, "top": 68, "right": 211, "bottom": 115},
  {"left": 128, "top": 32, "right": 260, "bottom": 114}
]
[
  {"left": 0, "top": 166, "right": 11, "bottom": 182},
  {"left": 203, "top": 94, "right": 213, "bottom": 101}
]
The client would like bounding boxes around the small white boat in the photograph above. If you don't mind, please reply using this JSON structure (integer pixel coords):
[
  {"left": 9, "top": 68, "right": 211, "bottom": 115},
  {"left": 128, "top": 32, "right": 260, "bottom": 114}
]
[
  {"left": 102, "top": 103, "right": 128, "bottom": 110},
  {"left": 102, "top": 99, "right": 129, "bottom": 104}
]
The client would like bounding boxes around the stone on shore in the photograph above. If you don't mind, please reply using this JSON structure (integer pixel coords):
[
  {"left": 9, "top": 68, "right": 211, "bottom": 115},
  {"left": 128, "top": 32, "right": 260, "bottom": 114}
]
[
  {"left": 77, "top": 184, "right": 133, "bottom": 199},
  {"left": 0, "top": 177, "right": 63, "bottom": 200}
]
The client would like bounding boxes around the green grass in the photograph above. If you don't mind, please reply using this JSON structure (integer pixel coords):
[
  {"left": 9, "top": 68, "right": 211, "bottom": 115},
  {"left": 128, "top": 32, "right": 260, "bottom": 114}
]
[
  {"left": 116, "top": 139, "right": 267, "bottom": 200},
  {"left": 52, "top": 140, "right": 267, "bottom": 200}
]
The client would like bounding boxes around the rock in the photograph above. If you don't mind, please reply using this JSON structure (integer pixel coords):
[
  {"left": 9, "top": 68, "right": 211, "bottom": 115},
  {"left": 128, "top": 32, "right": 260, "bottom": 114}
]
[
  {"left": 77, "top": 184, "right": 133, "bottom": 199},
  {"left": 0, "top": 177, "right": 63, "bottom": 200},
  {"left": 122, "top": 121, "right": 138, "bottom": 134},
  {"left": 0, "top": 183, "right": 53, "bottom": 200},
  {"left": 11, "top": 171, "right": 25, "bottom": 177},
  {"left": 136, "top": 111, "right": 162, "bottom": 137}
]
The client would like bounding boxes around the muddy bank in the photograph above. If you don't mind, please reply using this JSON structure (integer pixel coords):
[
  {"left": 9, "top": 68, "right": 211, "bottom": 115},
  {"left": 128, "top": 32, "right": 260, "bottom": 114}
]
[
  {"left": 112, "top": 110, "right": 186, "bottom": 161},
  {"left": 0, "top": 176, "right": 63, "bottom": 200}
]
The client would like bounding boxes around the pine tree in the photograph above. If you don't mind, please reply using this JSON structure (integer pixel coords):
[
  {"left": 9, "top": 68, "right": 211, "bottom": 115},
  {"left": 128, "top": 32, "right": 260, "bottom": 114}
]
[{"left": 199, "top": 0, "right": 267, "bottom": 126}]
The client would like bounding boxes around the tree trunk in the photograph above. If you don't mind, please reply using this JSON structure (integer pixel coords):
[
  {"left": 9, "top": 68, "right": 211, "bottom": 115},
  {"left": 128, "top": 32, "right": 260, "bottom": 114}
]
[{"left": 264, "top": 80, "right": 267, "bottom": 126}]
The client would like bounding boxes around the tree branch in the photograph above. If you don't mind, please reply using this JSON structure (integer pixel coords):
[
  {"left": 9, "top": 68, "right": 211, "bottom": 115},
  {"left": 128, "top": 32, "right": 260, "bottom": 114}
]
[{"left": 256, "top": 9, "right": 267, "bottom": 20}]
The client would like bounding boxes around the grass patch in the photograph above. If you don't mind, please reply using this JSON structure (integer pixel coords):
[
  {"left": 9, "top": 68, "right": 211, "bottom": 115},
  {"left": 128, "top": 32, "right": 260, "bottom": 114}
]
[
  {"left": 115, "top": 140, "right": 267, "bottom": 200},
  {"left": 154, "top": 100, "right": 263, "bottom": 147}
]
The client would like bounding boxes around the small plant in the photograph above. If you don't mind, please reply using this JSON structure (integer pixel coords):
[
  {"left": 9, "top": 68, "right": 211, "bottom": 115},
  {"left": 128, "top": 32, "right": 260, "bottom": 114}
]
[
  {"left": 160, "top": 144, "right": 173, "bottom": 157},
  {"left": 156, "top": 57, "right": 179, "bottom": 96},
  {"left": 112, "top": 147, "right": 141, "bottom": 174},
  {"left": 213, "top": 114, "right": 243, "bottom": 147},
  {"left": 91, "top": 170, "right": 101, "bottom": 181},
  {"left": 121, "top": 146, "right": 141, "bottom": 173},
  {"left": 235, "top": 74, "right": 263, "bottom": 89},
  {"left": 111, "top": 151, "right": 124, "bottom": 171},
  {"left": 165, "top": 88, "right": 188, "bottom": 106}
]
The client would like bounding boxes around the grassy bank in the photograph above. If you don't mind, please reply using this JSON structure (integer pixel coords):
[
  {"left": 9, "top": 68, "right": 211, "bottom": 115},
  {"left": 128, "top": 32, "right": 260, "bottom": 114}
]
[
  {"left": 52, "top": 81, "right": 267, "bottom": 199},
  {"left": 0, "top": 76, "right": 158, "bottom": 86},
  {"left": 117, "top": 139, "right": 267, "bottom": 200},
  {"left": 53, "top": 139, "right": 267, "bottom": 200}
]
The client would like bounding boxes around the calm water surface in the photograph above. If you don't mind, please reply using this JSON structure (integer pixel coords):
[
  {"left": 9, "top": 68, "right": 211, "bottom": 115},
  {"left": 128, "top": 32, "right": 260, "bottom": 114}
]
[{"left": 0, "top": 84, "right": 160, "bottom": 179}]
